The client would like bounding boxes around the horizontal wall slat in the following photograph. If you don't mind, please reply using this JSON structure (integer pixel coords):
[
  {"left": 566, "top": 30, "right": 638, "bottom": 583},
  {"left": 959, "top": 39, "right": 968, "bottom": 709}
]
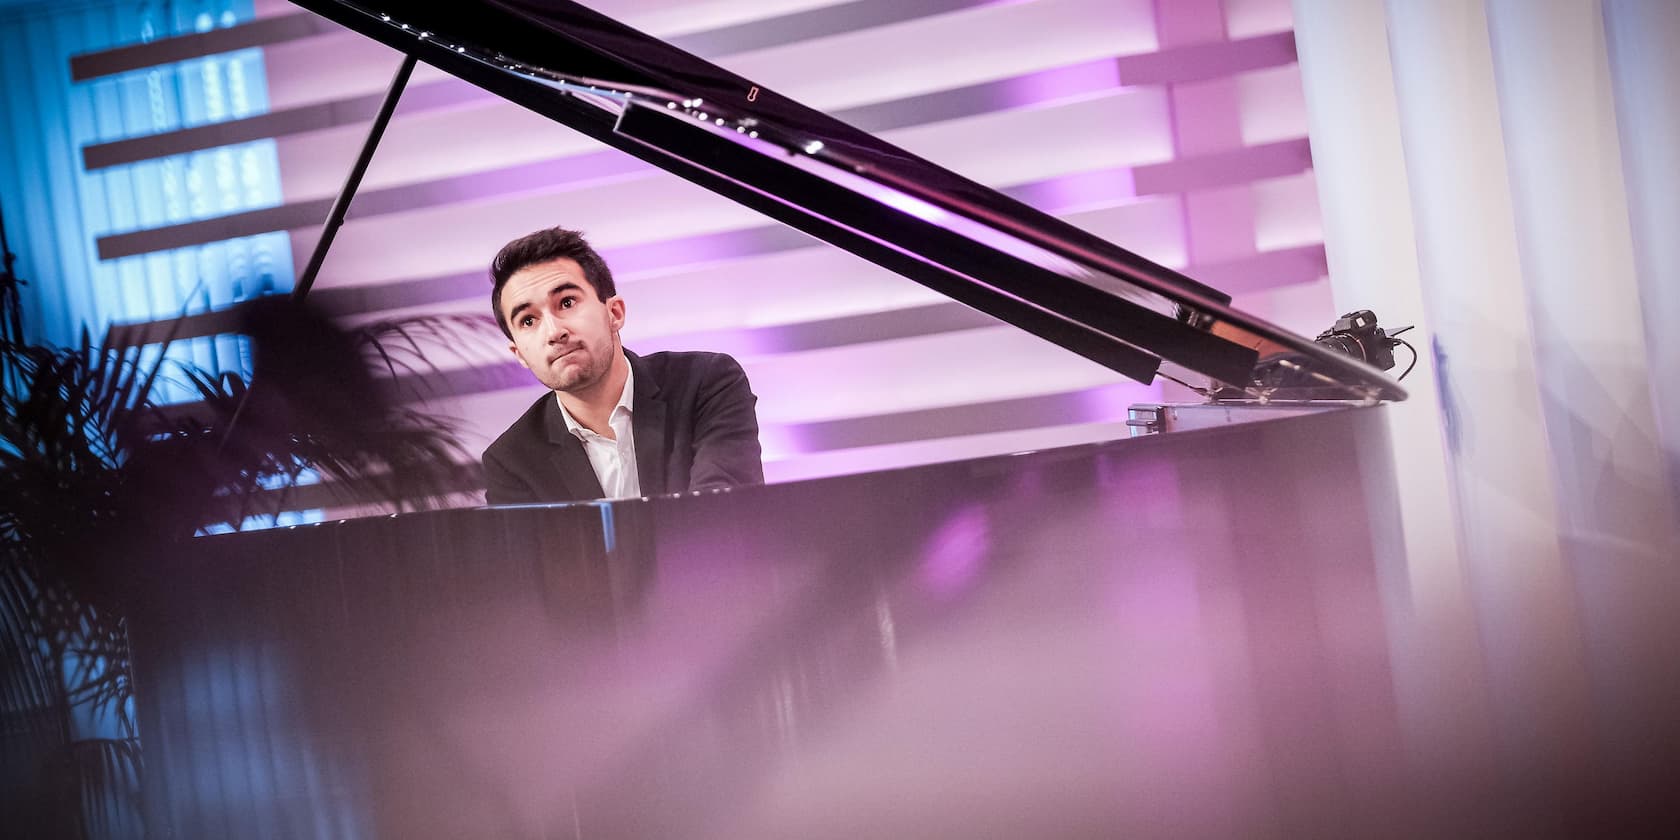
[
  {"left": 69, "top": 12, "right": 333, "bottom": 81},
  {"left": 91, "top": 65, "right": 1308, "bottom": 262},
  {"left": 66, "top": 0, "right": 890, "bottom": 82},
  {"left": 95, "top": 87, "right": 1179, "bottom": 259},
  {"left": 103, "top": 214, "right": 1326, "bottom": 352},
  {"left": 80, "top": 30, "right": 1297, "bottom": 170},
  {"left": 81, "top": 78, "right": 485, "bottom": 170},
  {"left": 759, "top": 417, "right": 1137, "bottom": 482},
  {"left": 657, "top": 0, "right": 986, "bottom": 56},
  {"left": 725, "top": 0, "right": 1157, "bottom": 111},
  {"left": 772, "top": 383, "right": 1141, "bottom": 452},
  {"left": 747, "top": 323, "right": 1139, "bottom": 425}
]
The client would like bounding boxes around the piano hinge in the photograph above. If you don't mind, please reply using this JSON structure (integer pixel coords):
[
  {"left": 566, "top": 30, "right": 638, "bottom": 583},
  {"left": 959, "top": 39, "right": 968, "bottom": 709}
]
[{"left": 1125, "top": 405, "right": 1163, "bottom": 437}]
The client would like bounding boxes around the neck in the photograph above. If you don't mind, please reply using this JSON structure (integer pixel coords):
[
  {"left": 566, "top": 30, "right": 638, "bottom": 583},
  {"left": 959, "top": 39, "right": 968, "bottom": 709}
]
[{"left": 558, "top": 349, "right": 628, "bottom": 436}]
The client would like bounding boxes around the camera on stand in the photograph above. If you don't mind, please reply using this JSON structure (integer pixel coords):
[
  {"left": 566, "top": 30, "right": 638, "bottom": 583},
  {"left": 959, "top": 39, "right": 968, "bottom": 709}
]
[
  {"left": 1244, "top": 309, "right": 1414, "bottom": 397},
  {"left": 1137, "top": 309, "right": 1416, "bottom": 432},
  {"left": 1313, "top": 310, "right": 1398, "bottom": 372}
]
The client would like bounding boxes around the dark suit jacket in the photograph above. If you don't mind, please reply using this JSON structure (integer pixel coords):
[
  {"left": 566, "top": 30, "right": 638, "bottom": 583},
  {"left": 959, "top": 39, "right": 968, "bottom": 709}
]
[{"left": 482, "top": 350, "right": 764, "bottom": 504}]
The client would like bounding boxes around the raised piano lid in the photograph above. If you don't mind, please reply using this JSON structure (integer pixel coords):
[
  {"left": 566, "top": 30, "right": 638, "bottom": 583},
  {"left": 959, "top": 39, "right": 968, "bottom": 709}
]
[{"left": 287, "top": 0, "right": 1406, "bottom": 403}]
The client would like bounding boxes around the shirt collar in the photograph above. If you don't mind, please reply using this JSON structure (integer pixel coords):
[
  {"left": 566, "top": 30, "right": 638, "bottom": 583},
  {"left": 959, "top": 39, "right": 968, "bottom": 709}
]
[{"left": 556, "top": 351, "right": 634, "bottom": 440}]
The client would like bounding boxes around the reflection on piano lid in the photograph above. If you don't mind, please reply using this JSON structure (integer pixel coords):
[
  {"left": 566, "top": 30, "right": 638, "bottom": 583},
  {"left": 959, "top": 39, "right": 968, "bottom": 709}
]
[{"left": 287, "top": 0, "right": 1406, "bottom": 403}]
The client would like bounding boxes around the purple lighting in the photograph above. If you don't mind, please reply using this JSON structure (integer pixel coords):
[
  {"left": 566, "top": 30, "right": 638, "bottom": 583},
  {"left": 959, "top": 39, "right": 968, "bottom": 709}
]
[
  {"left": 996, "top": 58, "right": 1124, "bottom": 110},
  {"left": 917, "top": 504, "right": 991, "bottom": 598}
]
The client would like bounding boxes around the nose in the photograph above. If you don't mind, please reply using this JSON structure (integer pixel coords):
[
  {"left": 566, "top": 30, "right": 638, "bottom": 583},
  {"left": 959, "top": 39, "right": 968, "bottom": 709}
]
[{"left": 541, "top": 315, "right": 567, "bottom": 344}]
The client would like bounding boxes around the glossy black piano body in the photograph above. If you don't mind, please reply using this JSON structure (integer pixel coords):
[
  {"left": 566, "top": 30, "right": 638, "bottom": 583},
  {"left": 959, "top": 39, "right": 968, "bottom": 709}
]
[{"left": 133, "top": 404, "right": 1430, "bottom": 838}]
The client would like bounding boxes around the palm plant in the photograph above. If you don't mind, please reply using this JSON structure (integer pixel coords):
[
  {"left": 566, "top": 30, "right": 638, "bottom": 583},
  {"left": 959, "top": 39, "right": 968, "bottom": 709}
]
[{"left": 1, "top": 287, "right": 495, "bottom": 839}]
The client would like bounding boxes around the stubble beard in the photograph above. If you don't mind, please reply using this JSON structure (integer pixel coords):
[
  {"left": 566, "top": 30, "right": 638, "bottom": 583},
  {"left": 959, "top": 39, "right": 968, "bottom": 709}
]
[
  {"left": 549, "top": 350, "right": 594, "bottom": 393},
  {"left": 549, "top": 336, "right": 616, "bottom": 396}
]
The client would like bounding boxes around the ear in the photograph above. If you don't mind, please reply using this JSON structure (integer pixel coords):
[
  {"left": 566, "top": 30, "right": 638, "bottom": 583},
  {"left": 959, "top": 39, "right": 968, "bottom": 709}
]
[
  {"left": 508, "top": 339, "right": 529, "bottom": 369},
  {"left": 607, "top": 296, "right": 626, "bottom": 332}
]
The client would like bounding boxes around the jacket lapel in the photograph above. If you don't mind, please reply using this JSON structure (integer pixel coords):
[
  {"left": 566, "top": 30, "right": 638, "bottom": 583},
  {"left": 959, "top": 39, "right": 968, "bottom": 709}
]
[
  {"left": 542, "top": 396, "right": 605, "bottom": 501},
  {"left": 628, "top": 351, "right": 668, "bottom": 495}
]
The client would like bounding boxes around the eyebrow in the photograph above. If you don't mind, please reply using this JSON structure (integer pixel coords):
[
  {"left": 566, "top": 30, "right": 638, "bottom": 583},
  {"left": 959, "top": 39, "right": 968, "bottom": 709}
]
[{"left": 506, "top": 281, "right": 584, "bottom": 325}]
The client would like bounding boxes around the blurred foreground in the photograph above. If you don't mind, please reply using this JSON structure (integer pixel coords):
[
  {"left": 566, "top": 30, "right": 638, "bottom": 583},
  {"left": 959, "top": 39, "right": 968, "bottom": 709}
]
[{"left": 128, "top": 406, "right": 1679, "bottom": 838}]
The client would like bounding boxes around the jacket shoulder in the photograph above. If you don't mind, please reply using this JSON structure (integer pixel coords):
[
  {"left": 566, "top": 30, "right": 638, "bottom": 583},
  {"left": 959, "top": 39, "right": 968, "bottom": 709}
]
[
  {"left": 482, "top": 391, "right": 553, "bottom": 462},
  {"left": 634, "top": 349, "right": 741, "bottom": 383}
]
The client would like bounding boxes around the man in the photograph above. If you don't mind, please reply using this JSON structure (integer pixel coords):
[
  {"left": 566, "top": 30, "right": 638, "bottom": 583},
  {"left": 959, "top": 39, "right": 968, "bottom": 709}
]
[{"left": 481, "top": 227, "right": 764, "bottom": 504}]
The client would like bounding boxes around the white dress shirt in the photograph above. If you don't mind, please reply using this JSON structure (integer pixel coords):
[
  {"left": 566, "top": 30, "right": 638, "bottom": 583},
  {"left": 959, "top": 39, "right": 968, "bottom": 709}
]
[{"left": 555, "top": 354, "right": 641, "bottom": 499}]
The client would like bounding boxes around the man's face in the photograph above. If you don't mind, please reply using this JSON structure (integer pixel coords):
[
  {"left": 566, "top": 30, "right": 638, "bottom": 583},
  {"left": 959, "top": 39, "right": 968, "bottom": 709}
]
[{"left": 501, "top": 257, "right": 625, "bottom": 394}]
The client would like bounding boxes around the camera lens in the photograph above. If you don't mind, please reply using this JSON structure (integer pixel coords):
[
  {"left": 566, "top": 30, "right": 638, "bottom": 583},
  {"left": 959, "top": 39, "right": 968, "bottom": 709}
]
[{"left": 1316, "top": 333, "right": 1365, "bottom": 360}]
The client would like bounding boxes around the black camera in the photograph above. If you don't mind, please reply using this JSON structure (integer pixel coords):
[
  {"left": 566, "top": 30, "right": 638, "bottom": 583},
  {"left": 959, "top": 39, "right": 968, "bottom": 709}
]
[
  {"left": 1315, "top": 309, "right": 1397, "bottom": 371},
  {"left": 1235, "top": 309, "right": 1412, "bottom": 397}
]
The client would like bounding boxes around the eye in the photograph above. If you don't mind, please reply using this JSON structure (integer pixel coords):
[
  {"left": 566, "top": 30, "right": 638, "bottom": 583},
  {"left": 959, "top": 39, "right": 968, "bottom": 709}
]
[
  {"left": 560, "top": 296, "right": 577, "bottom": 309},
  {"left": 519, "top": 315, "right": 536, "bottom": 328}
]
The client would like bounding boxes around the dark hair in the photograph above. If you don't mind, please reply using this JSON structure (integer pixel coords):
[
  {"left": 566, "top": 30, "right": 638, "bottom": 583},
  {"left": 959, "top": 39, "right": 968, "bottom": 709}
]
[{"left": 489, "top": 227, "right": 617, "bottom": 338}]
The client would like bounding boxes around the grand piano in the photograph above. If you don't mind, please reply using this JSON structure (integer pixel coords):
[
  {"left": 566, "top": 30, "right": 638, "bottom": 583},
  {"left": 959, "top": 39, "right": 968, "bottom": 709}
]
[{"left": 120, "top": 2, "right": 1457, "bottom": 838}]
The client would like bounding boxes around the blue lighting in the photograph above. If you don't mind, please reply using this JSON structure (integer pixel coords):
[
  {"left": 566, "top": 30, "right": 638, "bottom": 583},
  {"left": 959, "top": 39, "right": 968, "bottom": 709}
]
[{"left": 2, "top": 0, "right": 321, "bottom": 529}]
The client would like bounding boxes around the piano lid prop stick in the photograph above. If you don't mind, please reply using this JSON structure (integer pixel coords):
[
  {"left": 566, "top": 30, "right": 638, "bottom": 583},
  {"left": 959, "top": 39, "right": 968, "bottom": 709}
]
[
  {"left": 293, "top": 53, "right": 417, "bottom": 301},
  {"left": 215, "top": 54, "right": 416, "bottom": 462}
]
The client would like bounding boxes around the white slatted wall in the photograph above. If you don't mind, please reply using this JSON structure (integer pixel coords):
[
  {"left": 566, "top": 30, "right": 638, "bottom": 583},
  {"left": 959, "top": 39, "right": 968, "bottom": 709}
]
[{"left": 88, "top": 0, "right": 1335, "bottom": 500}]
